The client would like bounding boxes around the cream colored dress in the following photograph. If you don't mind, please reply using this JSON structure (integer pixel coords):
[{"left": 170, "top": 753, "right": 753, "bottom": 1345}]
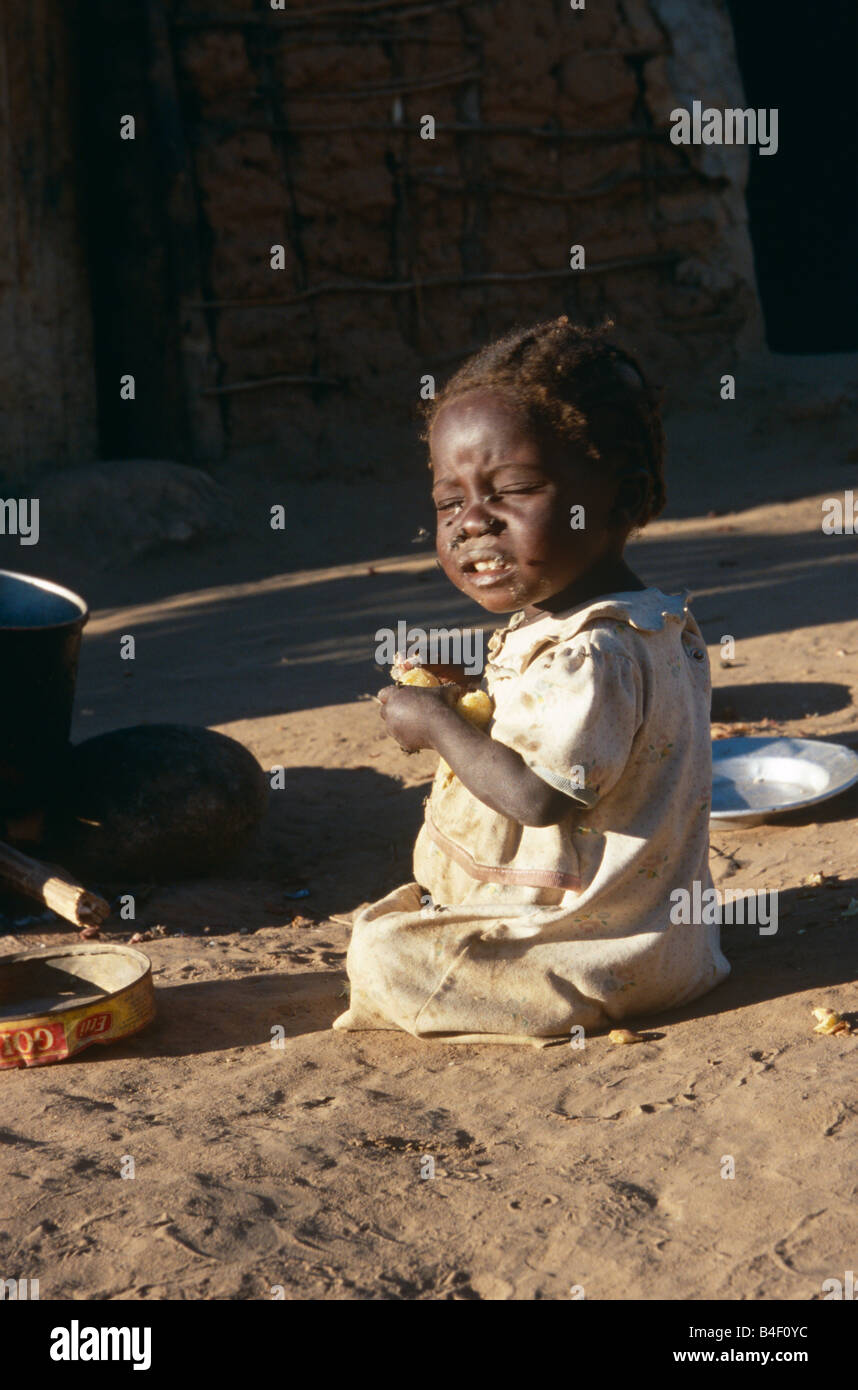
[{"left": 333, "top": 588, "right": 730, "bottom": 1043}]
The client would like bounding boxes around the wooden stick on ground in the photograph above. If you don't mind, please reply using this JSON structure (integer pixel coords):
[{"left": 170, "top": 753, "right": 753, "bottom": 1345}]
[{"left": 0, "top": 841, "right": 110, "bottom": 928}]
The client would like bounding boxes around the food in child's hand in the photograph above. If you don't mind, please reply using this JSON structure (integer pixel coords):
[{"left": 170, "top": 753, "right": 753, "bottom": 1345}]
[
  {"left": 395, "top": 665, "right": 442, "bottom": 688},
  {"left": 392, "top": 659, "right": 493, "bottom": 784},
  {"left": 811, "top": 1006, "right": 852, "bottom": 1036},
  {"left": 455, "top": 689, "right": 493, "bottom": 728}
]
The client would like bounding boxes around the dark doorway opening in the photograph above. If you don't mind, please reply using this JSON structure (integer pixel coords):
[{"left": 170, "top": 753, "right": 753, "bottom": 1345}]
[
  {"left": 77, "top": 2, "right": 188, "bottom": 459},
  {"left": 726, "top": 0, "right": 857, "bottom": 353}
]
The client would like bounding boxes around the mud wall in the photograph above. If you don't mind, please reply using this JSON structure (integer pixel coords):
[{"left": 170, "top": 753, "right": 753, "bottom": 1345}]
[
  {"left": 0, "top": 0, "right": 764, "bottom": 476},
  {"left": 171, "top": 0, "right": 763, "bottom": 472}
]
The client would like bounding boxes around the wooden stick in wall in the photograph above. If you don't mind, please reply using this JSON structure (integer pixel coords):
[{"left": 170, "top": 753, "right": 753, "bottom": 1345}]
[{"left": 190, "top": 253, "right": 680, "bottom": 310}]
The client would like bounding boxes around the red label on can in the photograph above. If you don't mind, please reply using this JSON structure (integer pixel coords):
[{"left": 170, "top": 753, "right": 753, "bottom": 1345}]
[
  {"left": 75, "top": 1012, "right": 112, "bottom": 1040},
  {"left": 0, "top": 1022, "right": 67, "bottom": 1067}
]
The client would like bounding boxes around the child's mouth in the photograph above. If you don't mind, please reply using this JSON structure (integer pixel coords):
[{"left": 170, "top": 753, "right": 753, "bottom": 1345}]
[{"left": 459, "top": 552, "right": 515, "bottom": 586}]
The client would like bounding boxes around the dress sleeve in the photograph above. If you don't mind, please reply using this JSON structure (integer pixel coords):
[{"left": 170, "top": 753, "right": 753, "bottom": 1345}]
[{"left": 491, "top": 634, "right": 644, "bottom": 808}]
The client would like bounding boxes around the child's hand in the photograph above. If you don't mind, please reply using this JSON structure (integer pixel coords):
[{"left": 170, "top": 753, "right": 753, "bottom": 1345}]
[{"left": 377, "top": 684, "right": 459, "bottom": 753}]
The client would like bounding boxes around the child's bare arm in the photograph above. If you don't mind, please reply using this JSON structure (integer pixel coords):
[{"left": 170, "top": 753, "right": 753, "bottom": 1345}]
[
  {"left": 432, "top": 707, "right": 570, "bottom": 825},
  {"left": 377, "top": 686, "right": 571, "bottom": 827}
]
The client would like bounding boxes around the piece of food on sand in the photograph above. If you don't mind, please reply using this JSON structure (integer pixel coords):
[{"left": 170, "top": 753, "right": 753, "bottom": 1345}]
[
  {"left": 811, "top": 1007, "right": 853, "bottom": 1036},
  {"left": 608, "top": 1028, "right": 646, "bottom": 1045},
  {"left": 48, "top": 724, "right": 268, "bottom": 881},
  {"left": 394, "top": 664, "right": 493, "bottom": 784}
]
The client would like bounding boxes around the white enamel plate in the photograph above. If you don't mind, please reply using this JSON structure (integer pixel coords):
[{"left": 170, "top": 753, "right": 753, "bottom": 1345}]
[{"left": 711, "top": 736, "right": 858, "bottom": 827}]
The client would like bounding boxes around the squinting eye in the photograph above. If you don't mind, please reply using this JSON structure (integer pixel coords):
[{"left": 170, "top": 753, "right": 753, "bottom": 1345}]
[
  {"left": 436, "top": 499, "right": 463, "bottom": 512},
  {"left": 479, "top": 485, "right": 541, "bottom": 502}
]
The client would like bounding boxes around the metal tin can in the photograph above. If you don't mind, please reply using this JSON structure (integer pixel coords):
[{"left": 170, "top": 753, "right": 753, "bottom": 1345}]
[{"left": 0, "top": 943, "right": 155, "bottom": 1068}]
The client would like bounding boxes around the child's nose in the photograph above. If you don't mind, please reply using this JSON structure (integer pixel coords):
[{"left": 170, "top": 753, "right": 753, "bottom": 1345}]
[{"left": 457, "top": 498, "right": 499, "bottom": 535}]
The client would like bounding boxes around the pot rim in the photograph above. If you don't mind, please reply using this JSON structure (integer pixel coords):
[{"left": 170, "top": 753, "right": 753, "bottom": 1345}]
[{"left": 0, "top": 569, "right": 89, "bottom": 632}]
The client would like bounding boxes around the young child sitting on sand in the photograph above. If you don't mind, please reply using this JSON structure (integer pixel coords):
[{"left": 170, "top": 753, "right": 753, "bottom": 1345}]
[{"left": 333, "top": 316, "right": 730, "bottom": 1043}]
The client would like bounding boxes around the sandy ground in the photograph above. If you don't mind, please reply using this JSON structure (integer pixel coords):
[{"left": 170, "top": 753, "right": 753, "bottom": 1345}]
[{"left": 1, "top": 368, "right": 857, "bottom": 1301}]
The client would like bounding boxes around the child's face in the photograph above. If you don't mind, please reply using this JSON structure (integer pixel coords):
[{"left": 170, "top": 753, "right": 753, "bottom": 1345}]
[{"left": 430, "top": 389, "right": 625, "bottom": 614}]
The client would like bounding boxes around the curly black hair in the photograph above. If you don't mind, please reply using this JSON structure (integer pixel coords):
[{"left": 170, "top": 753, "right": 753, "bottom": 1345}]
[{"left": 420, "top": 316, "right": 666, "bottom": 527}]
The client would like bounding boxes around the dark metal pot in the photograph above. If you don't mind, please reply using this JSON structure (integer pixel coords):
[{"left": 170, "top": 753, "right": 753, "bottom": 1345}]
[{"left": 0, "top": 571, "right": 89, "bottom": 818}]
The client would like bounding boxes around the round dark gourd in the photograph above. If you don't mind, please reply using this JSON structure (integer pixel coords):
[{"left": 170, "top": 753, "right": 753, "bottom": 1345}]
[{"left": 50, "top": 724, "right": 268, "bottom": 880}]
